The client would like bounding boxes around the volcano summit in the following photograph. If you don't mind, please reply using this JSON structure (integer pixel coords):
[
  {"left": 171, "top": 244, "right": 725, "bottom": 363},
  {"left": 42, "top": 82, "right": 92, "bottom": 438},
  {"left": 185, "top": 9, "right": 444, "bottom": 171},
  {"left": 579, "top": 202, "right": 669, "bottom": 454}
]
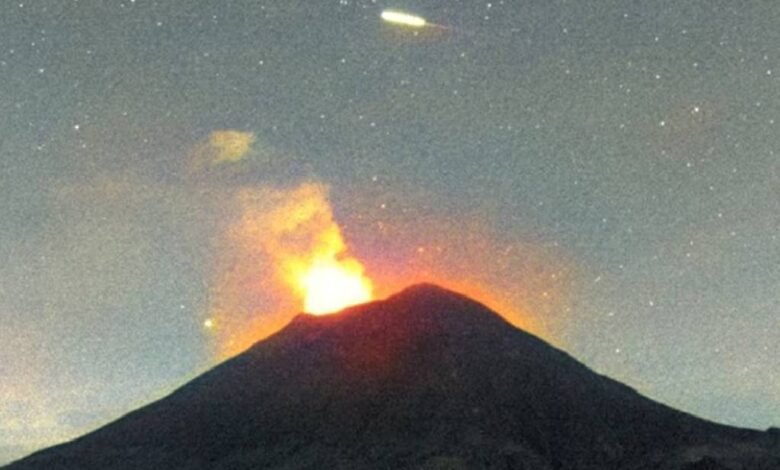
[{"left": 6, "top": 284, "right": 779, "bottom": 469}]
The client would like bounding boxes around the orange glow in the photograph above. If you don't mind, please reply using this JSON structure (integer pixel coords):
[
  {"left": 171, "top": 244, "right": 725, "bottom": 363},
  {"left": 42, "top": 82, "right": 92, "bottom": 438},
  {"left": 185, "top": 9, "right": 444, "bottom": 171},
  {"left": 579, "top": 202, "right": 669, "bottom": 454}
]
[
  {"left": 345, "top": 197, "right": 577, "bottom": 345},
  {"left": 207, "top": 183, "right": 375, "bottom": 358},
  {"left": 299, "top": 258, "right": 373, "bottom": 315}
]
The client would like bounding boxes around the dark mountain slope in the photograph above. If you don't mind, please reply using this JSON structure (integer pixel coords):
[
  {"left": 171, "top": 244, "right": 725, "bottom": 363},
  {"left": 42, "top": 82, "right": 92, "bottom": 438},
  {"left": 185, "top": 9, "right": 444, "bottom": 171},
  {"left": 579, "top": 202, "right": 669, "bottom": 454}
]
[{"left": 7, "top": 284, "right": 779, "bottom": 469}]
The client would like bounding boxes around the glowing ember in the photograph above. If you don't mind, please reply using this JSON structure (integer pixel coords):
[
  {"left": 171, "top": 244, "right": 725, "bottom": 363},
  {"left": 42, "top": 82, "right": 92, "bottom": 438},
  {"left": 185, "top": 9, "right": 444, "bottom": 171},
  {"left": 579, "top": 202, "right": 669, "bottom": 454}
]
[{"left": 299, "top": 258, "right": 373, "bottom": 315}]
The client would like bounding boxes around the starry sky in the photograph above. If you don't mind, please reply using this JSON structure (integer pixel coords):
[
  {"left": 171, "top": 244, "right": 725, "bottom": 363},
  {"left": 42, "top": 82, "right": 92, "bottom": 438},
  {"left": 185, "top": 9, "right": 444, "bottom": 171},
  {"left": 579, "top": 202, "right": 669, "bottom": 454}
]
[{"left": 1, "top": 0, "right": 778, "bottom": 464}]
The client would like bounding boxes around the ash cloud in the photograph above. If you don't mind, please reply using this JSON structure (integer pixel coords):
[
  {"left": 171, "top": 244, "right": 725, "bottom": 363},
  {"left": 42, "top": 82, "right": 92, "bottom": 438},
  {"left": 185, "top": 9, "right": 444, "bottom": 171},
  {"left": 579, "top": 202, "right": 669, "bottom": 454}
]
[{"left": 207, "top": 182, "right": 369, "bottom": 358}]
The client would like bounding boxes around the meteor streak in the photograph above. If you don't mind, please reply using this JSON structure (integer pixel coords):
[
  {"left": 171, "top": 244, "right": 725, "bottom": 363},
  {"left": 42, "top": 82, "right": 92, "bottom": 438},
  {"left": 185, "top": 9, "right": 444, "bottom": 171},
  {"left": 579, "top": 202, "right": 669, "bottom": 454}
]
[{"left": 380, "top": 9, "right": 428, "bottom": 28}]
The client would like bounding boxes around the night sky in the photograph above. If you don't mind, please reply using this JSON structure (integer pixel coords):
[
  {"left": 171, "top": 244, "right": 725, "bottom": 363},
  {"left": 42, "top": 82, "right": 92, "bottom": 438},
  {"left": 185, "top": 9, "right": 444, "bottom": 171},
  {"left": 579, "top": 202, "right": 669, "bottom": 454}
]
[{"left": 1, "top": 0, "right": 778, "bottom": 464}]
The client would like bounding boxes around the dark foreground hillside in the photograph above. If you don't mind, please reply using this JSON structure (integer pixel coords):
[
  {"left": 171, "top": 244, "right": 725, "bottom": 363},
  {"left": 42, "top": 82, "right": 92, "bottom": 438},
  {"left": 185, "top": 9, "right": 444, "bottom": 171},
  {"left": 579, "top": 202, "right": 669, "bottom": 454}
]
[{"left": 7, "top": 284, "right": 779, "bottom": 469}]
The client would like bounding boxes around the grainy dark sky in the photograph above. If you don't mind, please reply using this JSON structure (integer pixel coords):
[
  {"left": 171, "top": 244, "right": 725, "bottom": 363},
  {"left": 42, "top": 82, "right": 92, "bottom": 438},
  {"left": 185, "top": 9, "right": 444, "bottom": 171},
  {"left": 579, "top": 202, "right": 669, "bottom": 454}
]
[{"left": 1, "top": 0, "right": 778, "bottom": 464}]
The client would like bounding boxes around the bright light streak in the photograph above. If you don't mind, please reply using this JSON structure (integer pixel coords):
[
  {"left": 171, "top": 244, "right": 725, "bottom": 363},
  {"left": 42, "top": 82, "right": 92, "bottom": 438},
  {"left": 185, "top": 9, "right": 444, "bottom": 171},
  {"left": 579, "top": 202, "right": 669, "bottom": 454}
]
[{"left": 380, "top": 10, "right": 427, "bottom": 28}]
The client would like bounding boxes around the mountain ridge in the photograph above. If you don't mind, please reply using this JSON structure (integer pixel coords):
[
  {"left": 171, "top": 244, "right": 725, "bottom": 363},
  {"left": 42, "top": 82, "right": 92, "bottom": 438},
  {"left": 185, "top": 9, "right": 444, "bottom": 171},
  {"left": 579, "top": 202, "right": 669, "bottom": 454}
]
[{"left": 6, "top": 283, "right": 778, "bottom": 469}]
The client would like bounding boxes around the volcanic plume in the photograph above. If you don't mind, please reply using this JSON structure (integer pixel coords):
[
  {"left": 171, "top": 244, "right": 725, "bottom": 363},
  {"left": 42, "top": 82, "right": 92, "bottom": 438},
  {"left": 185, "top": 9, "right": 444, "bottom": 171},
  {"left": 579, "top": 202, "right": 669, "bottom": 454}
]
[
  {"left": 7, "top": 284, "right": 779, "bottom": 470},
  {"left": 207, "top": 183, "right": 374, "bottom": 357}
]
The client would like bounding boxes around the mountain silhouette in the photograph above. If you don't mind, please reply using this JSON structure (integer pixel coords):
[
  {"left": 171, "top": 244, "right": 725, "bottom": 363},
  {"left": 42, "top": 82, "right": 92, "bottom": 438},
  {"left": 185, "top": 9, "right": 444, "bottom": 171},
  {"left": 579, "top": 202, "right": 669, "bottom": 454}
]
[{"left": 6, "top": 284, "right": 779, "bottom": 469}]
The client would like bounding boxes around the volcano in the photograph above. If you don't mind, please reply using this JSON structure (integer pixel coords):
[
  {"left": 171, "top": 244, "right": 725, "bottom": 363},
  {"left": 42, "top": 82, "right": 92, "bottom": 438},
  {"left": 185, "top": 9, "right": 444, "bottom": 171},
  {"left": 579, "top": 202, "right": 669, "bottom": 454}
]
[{"left": 6, "top": 284, "right": 779, "bottom": 469}]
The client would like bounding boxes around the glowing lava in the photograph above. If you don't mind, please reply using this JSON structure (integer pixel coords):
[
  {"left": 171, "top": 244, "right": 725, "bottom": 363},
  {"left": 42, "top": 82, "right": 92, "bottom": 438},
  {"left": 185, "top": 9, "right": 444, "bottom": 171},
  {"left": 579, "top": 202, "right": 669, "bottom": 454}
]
[
  {"left": 207, "top": 183, "right": 376, "bottom": 357},
  {"left": 299, "top": 258, "right": 373, "bottom": 315}
]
